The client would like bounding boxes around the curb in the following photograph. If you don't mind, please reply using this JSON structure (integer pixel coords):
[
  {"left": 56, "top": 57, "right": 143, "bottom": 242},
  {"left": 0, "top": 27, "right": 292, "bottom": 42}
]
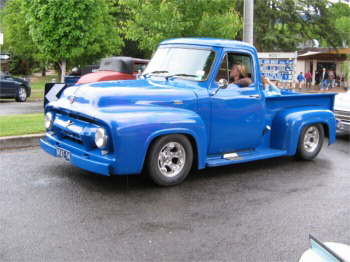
[{"left": 0, "top": 133, "right": 45, "bottom": 151}]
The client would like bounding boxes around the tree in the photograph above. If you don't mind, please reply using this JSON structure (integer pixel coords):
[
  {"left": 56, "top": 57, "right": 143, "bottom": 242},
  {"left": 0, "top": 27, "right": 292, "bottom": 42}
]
[
  {"left": 328, "top": 2, "right": 350, "bottom": 47},
  {"left": 26, "top": 0, "right": 123, "bottom": 82},
  {"left": 119, "top": 0, "right": 242, "bottom": 55},
  {"left": 236, "top": 0, "right": 345, "bottom": 51},
  {"left": 1, "top": 0, "right": 42, "bottom": 75}
]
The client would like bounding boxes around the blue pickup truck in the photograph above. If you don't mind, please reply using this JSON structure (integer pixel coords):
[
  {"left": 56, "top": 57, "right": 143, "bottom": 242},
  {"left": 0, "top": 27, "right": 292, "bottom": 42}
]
[{"left": 40, "top": 38, "right": 336, "bottom": 186}]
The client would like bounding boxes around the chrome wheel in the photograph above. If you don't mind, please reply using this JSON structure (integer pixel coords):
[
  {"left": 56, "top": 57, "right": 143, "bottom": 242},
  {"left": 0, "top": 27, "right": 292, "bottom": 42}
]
[
  {"left": 18, "top": 87, "right": 27, "bottom": 101},
  {"left": 157, "top": 142, "right": 186, "bottom": 178},
  {"left": 303, "top": 126, "right": 320, "bottom": 153}
]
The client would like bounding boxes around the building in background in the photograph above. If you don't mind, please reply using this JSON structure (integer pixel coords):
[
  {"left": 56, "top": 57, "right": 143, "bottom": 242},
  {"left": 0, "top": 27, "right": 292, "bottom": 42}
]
[
  {"left": 297, "top": 48, "right": 350, "bottom": 86},
  {"left": 0, "top": 53, "right": 10, "bottom": 72}
]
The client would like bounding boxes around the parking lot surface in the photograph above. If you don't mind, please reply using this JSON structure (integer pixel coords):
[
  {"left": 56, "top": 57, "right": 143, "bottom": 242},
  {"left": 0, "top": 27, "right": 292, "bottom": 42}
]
[
  {"left": 0, "top": 134, "right": 349, "bottom": 261},
  {"left": 0, "top": 101, "right": 43, "bottom": 116}
]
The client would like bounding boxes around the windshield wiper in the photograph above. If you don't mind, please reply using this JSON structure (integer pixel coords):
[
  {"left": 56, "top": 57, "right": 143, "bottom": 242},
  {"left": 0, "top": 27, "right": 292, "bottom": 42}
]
[{"left": 143, "top": 70, "right": 169, "bottom": 78}]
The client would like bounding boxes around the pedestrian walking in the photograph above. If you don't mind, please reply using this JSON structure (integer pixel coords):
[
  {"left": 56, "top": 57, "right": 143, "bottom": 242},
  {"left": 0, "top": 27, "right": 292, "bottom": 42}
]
[
  {"left": 297, "top": 72, "right": 305, "bottom": 89},
  {"left": 304, "top": 71, "right": 312, "bottom": 88},
  {"left": 319, "top": 68, "right": 329, "bottom": 90}
]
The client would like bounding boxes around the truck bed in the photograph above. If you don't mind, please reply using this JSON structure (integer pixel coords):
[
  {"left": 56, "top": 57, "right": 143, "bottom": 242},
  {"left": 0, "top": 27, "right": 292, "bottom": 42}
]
[{"left": 265, "top": 92, "right": 335, "bottom": 120}]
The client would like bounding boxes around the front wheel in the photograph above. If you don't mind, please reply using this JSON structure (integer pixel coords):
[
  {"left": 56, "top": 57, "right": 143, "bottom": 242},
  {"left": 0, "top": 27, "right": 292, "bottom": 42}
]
[
  {"left": 146, "top": 134, "right": 193, "bottom": 186},
  {"left": 296, "top": 124, "right": 324, "bottom": 160},
  {"left": 15, "top": 86, "right": 27, "bottom": 102}
]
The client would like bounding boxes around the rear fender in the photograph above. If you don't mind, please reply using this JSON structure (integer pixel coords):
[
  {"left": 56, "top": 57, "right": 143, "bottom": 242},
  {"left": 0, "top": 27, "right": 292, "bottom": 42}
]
[{"left": 271, "top": 108, "right": 336, "bottom": 155}]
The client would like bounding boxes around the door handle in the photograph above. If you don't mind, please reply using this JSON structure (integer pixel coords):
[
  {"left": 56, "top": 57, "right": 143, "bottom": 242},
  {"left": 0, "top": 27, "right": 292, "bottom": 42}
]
[{"left": 249, "top": 94, "right": 260, "bottom": 98}]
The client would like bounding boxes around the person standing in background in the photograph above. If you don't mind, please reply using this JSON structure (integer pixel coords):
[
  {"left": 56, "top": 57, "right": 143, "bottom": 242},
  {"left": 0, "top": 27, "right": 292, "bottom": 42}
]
[
  {"left": 297, "top": 72, "right": 305, "bottom": 89},
  {"left": 328, "top": 69, "right": 336, "bottom": 89},
  {"left": 304, "top": 71, "right": 312, "bottom": 88},
  {"left": 320, "top": 68, "right": 329, "bottom": 90}
]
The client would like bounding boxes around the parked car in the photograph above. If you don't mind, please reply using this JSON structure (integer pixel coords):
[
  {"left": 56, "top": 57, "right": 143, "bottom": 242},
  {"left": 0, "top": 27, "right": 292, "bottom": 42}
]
[
  {"left": 63, "top": 64, "right": 100, "bottom": 87},
  {"left": 41, "top": 38, "right": 336, "bottom": 186},
  {"left": 334, "top": 90, "right": 350, "bottom": 134},
  {"left": 0, "top": 72, "right": 31, "bottom": 102},
  {"left": 76, "top": 56, "right": 149, "bottom": 84}
]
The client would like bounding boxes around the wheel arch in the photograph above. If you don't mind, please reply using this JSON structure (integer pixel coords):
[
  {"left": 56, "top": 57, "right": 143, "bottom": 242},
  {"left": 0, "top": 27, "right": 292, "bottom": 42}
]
[
  {"left": 271, "top": 109, "right": 336, "bottom": 155},
  {"left": 142, "top": 129, "right": 206, "bottom": 172}
]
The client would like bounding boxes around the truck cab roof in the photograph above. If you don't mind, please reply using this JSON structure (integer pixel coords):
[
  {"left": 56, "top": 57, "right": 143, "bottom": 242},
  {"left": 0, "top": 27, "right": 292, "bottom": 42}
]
[{"left": 160, "top": 38, "right": 256, "bottom": 51}]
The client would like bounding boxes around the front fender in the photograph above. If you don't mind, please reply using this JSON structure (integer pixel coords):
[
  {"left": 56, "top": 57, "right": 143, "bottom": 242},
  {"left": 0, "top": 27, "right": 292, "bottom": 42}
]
[
  {"left": 109, "top": 106, "right": 207, "bottom": 175},
  {"left": 271, "top": 107, "right": 336, "bottom": 155}
]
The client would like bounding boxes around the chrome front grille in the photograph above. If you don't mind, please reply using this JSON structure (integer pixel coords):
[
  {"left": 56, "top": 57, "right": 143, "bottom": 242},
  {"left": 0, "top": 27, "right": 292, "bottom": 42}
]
[
  {"left": 52, "top": 111, "right": 96, "bottom": 146},
  {"left": 59, "top": 129, "right": 82, "bottom": 144}
]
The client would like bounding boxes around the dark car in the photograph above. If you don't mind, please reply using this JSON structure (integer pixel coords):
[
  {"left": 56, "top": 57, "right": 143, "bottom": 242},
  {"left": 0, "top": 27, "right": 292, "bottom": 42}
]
[{"left": 0, "top": 72, "right": 31, "bottom": 102}]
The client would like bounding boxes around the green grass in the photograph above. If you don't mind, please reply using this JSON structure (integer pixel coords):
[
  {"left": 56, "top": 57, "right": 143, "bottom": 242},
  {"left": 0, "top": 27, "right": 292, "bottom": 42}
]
[
  {"left": 28, "top": 75, "right": 58, "bottom": 101},
  {"left": 0, "top": 113, "right": 44, "bottom": 137},
  {"left": 30, "top": 75, "right": 59, "bottom": 90},
  {"left": 29, "top": 88, "right": 45, "bottom": 101}
]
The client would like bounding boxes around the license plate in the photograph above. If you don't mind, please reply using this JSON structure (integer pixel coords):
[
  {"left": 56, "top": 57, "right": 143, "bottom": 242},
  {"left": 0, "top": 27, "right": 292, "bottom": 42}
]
[{"left": 56, "top": 147, "right": 71, "bottom": 161}]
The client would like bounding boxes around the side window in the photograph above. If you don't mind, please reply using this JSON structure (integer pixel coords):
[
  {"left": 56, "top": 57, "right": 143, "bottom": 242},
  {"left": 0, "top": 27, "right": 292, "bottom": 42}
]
[
  {"left": 215, "top": 52, "right": 254, "bottom": 87},
  {"left": 215, "top": 54, "right": 229, "bottom": 82}
]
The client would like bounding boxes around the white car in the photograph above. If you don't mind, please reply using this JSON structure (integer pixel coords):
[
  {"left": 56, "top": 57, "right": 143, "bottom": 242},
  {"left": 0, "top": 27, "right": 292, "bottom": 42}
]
[{"left": 334, "top": 91, "right": 350, "bottom": 133}]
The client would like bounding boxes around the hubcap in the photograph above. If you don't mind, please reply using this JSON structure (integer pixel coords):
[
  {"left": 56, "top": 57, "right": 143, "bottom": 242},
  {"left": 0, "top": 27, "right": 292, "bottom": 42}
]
[
  {"left": 18, "top": 88, "right": 26, "bottom": 101},
  {"left": 303, "top": 126, "right": 320, "bottom": 153},
  {"left": 158, "top": 142, "right": 186, "bottom": 178}
]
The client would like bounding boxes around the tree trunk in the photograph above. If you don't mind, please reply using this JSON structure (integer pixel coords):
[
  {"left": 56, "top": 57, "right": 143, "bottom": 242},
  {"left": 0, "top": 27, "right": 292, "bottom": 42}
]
[
  {"left": 59, "top": 60, "right": 67, "bottom": 83},
  {"left": 41, "top": 63, "right": 46, "bottom": 77}
]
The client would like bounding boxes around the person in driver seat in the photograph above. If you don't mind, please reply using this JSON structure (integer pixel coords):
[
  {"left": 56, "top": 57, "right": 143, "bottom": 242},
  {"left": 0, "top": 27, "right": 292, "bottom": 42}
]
[{"left": 230, "top": 63, "right": 252, "bottom": 87}]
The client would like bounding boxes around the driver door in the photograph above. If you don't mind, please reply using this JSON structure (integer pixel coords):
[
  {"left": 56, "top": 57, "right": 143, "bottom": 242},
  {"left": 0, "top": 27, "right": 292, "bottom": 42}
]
[{"left": 208, "top": 51, "right": 265, "bottom": 154}]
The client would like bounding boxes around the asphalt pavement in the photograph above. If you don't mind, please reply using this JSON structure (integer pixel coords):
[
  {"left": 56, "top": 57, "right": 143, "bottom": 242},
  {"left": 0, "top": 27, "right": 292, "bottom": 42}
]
[
  {"left": 0, "top": 101, "right": 43, "bottom": 116},
  {"left": 0, "top": 134, "right": 349, "bottom": 261}
]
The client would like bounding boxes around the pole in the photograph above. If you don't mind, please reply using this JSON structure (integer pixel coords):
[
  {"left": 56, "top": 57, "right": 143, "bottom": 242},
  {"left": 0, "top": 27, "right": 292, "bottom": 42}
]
[
  {"left": 0, "top": 33, "right": 3, "bottom": 73},
  {"left": 243, "top": 0, "right": 254, "bottom": 45}
]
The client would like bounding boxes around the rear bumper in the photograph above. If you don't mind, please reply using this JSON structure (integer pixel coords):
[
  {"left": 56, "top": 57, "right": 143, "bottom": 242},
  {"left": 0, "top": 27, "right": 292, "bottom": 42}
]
[{"left": 40, "top": 134, "right": 115, "bottom": 176}]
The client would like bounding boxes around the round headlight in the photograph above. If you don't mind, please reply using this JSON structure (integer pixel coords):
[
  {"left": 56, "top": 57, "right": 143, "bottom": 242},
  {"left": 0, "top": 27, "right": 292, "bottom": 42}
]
[
  {"left": 45, "top": 112, "right": 53, "bottom": 130},
  {"left": 95, "top": 127, "right": 108, "bottom": 149}
]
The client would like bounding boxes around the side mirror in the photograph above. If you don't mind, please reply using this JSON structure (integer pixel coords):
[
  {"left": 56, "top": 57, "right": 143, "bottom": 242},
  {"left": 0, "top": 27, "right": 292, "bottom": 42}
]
[
  {"left": 218, "top": 78, "right": 228, "bottom": 89},
  {"left": 211, "top": 78, "right": 228, "bottom": 96}
]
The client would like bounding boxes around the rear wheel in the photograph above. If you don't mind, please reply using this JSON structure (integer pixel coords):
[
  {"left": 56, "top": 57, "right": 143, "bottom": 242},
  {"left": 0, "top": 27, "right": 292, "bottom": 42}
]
[
  {"left": 15, "top": 86, "right": 27, "bottom": 102},
  {"left": 146, "top": 134, "right": 193, "bottom": 186},
  {"left": 296, "top": 124, "right": 324, "bottom": 160}
]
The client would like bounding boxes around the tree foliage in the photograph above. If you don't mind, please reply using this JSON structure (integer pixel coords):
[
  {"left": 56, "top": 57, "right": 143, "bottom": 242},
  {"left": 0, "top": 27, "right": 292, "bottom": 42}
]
[
  {"left": 120, "top": 0, "right": 242, "bottom": 54},
  {"left": 1, "top": 0, "right": 41, "bottom": 74},
  {"left": 328, "top": 2, "right": 350, "bottom": 47},
  {"left": 2, "top": 0, "right": 349, "bottom": 77},
  {"left": 236, "top": 0, "right": 346, "bottom": 51},
  {"left": 26, "top": 0, "right": 123, "bottom": 80}
]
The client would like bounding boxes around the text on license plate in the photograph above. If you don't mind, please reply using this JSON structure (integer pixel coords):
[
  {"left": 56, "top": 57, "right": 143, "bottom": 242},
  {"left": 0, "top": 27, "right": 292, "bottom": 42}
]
[{"left": 56, "top": 147, "right": 71, "bottom": 161}]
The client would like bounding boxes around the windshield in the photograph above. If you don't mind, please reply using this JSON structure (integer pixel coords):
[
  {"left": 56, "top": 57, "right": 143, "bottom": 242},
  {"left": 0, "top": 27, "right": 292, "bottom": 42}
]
[{"left": 143, "top": 47, "right": 215, "bottom": 81}]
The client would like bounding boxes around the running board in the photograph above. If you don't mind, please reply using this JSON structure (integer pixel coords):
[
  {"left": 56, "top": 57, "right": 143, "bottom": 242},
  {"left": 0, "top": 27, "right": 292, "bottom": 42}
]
[{"left": 206, "top": 148, "right": 287, "bottom": 167}]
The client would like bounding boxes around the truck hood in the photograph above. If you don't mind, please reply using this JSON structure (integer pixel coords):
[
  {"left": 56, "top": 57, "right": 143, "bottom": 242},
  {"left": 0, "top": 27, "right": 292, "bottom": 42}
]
[
  {"left": 53, "top": 79, "right": 199, "bottom": 116},
  {"left": 334, "top": 91, "right": 350, "bottom": 111}
]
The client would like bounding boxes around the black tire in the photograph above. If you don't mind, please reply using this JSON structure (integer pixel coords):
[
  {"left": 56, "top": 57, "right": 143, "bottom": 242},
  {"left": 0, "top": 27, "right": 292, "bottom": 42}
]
[
  {"left": 296, "top": 124, "right": 324, "bottom": 160},
  {"left": 146, "top": 134, "right": 193, "bottom": 186},
  {"left": 15, "top": 86, "right": 27, "bottom": 102}
]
